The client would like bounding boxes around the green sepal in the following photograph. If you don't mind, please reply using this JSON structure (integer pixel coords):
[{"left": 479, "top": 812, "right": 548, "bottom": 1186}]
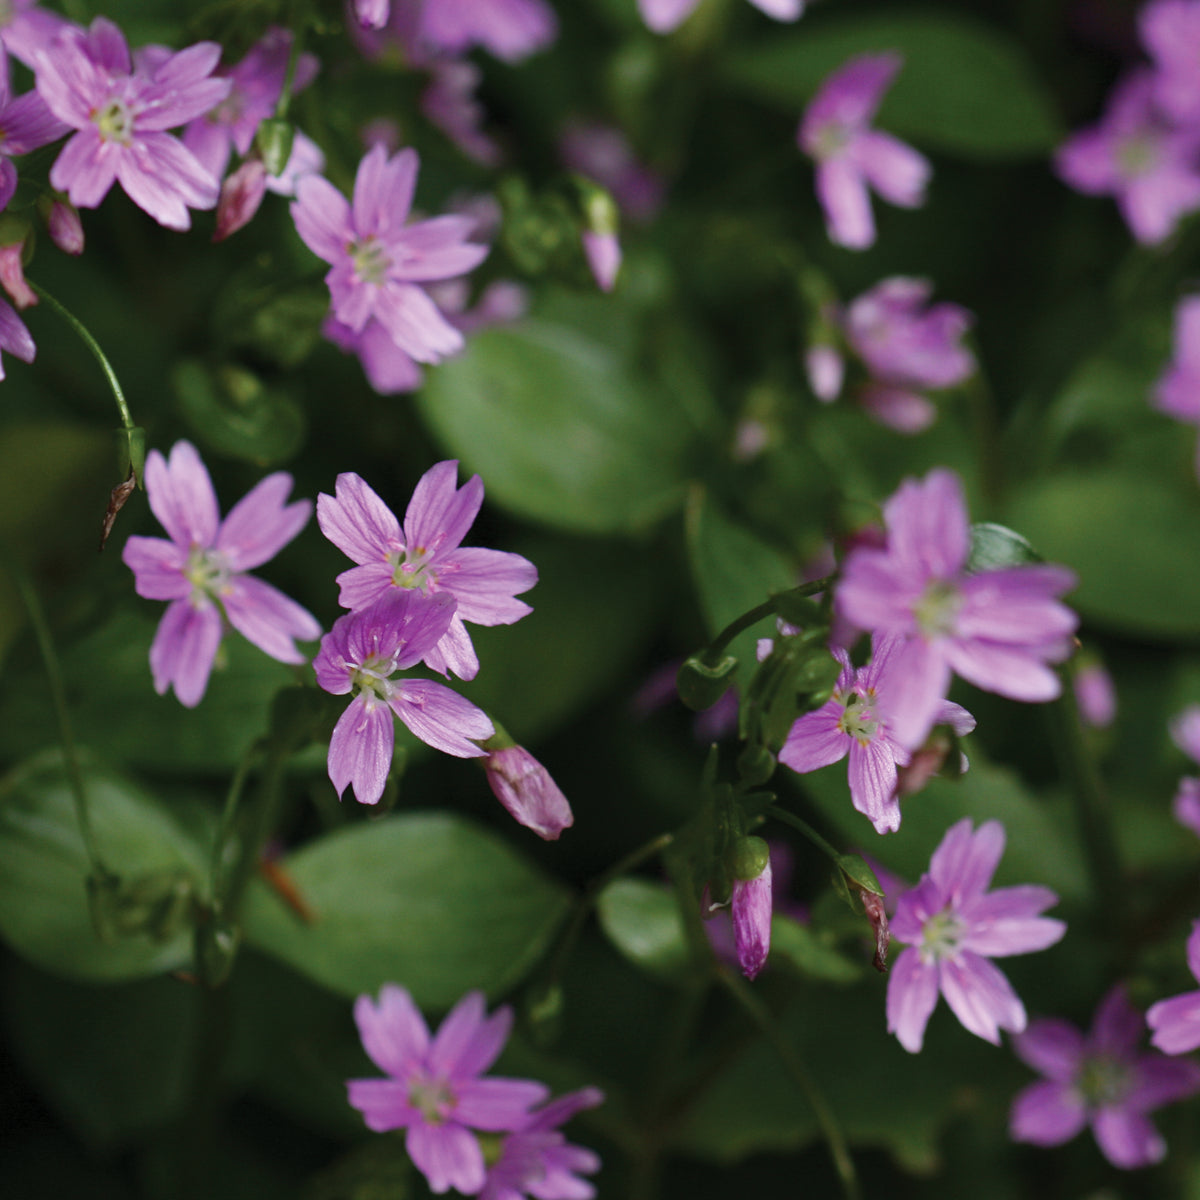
[
  {"left": 829, "top": 853, "right": 883, "bottom": 910},
  {"left": 736, "top": 743, "right": 775, "bottom": 787},
  {"left": 730, "top": 835, "right": 770, "bottom": 882},
  {"left": 770, "top": 589, "right": 826, "bottom": 628},
  {"left": 115, "top": 425, "right": 146, "bottom": 486},
  {"left": 255, "top": 118, "right": 294, "bottom": 178},
  {"left": 677, "top": 653, "right": 738, "bottom": 711},
  {"left": 966, "top": 521, "right": 1043, "bottom": 572}
]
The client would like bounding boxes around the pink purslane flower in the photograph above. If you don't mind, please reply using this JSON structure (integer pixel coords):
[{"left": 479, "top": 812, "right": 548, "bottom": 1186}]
[
  {"left": 317, "top": 462, "right": 537, "bottom": 681},
  {"left": 780, "top": 634, "right": 975, "bottom": 835},
  {"left": 836, "top": 469, "right": 1078, "bottom": 751},
  {"left": 0, "top": 62, "right": 70, "bottom": 211},
  {"left": 34, "top": 18, "right": 233, "bottom": 230},
  {"left": 479, "top": 1087, "right": 605, "bottom": 1200},
  {"left": 1055, "top": 69, "right": 1200, "bottom": 245},
  {"left": 1140, "top": 0, "right": 1200, "bottom": 124},
  {"left": 1148, "top": 921, "right": 1200, "bottom": 1055},
  {"left": 121, "top": 441, "right": 320, "bottom": 707},
  {"left": 638, "top": 0, "right": 803, "bottom": 35},
  {"left": 838, "top": 277, "right": 976, "bottom": 433},
  {"left": 484, "top": 745, "right": 574, "bottom": 840},
  {"left": 292, "top": 144, "right": 488, "bottom": 364},
  {"left": 313, "top": 591, "right": 494, "bottom": 804},
  {"left": 887, "top": 818, "right": 1066, "bottom": 1053},
  {"left": 1153, "top": 294, "right": 1200, "bottom": 477},
  {"left": 348, "top": 985, "right": 550, "bottom": 1196},
  {"left": 798, "top": 53, "right": 930, "bottom": 250},
  {"left": 1012, "top": 985, "right": 1200, "bottom": 1168}
]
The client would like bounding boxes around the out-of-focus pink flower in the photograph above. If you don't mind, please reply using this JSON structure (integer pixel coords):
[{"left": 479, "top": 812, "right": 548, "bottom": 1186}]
[
  {"left": 45, "top": 196, "right": 84, "bottom": 254},
  {"left": 638, "top": 0, "right": 803, "bottom": 34},
  {"left": 1174, "top": 777, "right": 1200, "bottom": 837},
  {"left": 581, "top": 229, "right": 620, "bottom": 292},
  {"left": 0, "top": 0, "right": 70, "bottom": 69},
  {"left": 422, "top": 59, "right": 501, "bottom": 166},
  {"left": 560, "top": 122, "right": 664, "bottom": 223},
  {"left": 121, "top": 441, "right": 320, "bottom": 707},
  {"left": 0, "top": 242, "right": 34, "bottom": 309},
  {"left": 888, "top": 819, "right": 1065, "bottom": 1052},
  {"left": 1170, "top": 703, "right": 1200, "bottom": 762},
  {"left": 1056, "top": 69, "right": 1200, "bottom": 245},
  {"left": 1012, "top": 985, "right": 1200, "bottom": 1168},
  {"left": 352, "top": 0, "right": 557, "bottom": 64},
  {"left": 35, "top": 18, "right": 232, "bottom": 231},
  {"left": 354, "top": 0, "right": 391, "bottom": 29},
  {"left": 836, "top": 469, "right": 1078, "bottom": 749},
  {"left": 805, "top": 343, "right": 844, "bottom": 403},
  {"left": 798, "top": 53, "right": 930, "bottom": 250},
  {"left": 1148, "top": 921, "right": 1200, "bottom": 1055},
  {"left": 1154, "top": 295, "right": 1200, "bottom": 477},
  {"left": 1140, "top": 0, "right": 1200, "bottom": 123},
  {"left": 1074, "top": 660, "right": 1117, "bottom": 728},
  {"left": 0, "top": 294, "right": 34, "bottom": 378}
]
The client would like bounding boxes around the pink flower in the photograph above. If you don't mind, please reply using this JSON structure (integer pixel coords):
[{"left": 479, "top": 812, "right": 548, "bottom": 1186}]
[
  {"left": 1148, "top": 921, "right": 1200, "bottom": 1055},
  {"left": 581, "top": 228, "right": 620, "bottom": 292},
  {"left": 887, "top": 818, "right": 1065, "bottom": 1052},
  {"left": 780, "top": 634, "right": 975, "bottom": 835},
  {"left": 1170, "top": 703, "right": 1200, "bottom": 761},
  {"left": 731, "top": 839, "right": 773, "bottom": 981},
  {"left": 1055, "top": 69, "right": 1200, "bottom": 245},
  {"left": 121, "top": 440, "right": 320, "bottom": 707},
  {"left": 35, "top": 18, "right": 232, "bottom": 230},
  {"left": 0, "top": 295, "right": 34, "bottom": 378},
  {"left": 291, "top": 144, "right": 488, "bottom": 364},
  {"left": 348, "top": 985, "right": 550, "bottom": 1195},
  {"left": 1174, "top": 777, "right": 1200, "bottom": 837},
  {"left": 1012, "top": 985, "right": 1200, "bottom": 1168},
  {"left": 835, "top": 469, "right": 1078, "bottom": 750},
  {"left": 478, "top": 1087, "right": 604, "bottom": 1200},
  {"left": 798, "top": 53, "right": 930, "bottom": 250},
  {"left": 422, "top": 59, "right": 501, "bottom": 166},
  {"left": 1074, "top": 660, "right": 1117, "bottom": 728},
  {"left": 484, "top": 745, "right": 574, "bottom": 840},
  {"left": 0, "top": 1, "right": 70, "bottom": 69},
  {"left": 638, "top": 0, "right": 803, "bottom": 35},
  {"left": 313, "top": 592, "right": 494, "bottom": 804},
  {"left": 1140, "top": 0, "right": 1200, "bottom": 124},
  {"left": 1153, "top": 294, "right": 1200, "bottom": 477},
  {"left": 560, "top": 122, "right": 664, "bottom": 223},
  {"left": 317, "top": 462, "right": 537, "bottom": 681},
  {"left": 0, "top": 67, "right": 70, "bottom": 211}
]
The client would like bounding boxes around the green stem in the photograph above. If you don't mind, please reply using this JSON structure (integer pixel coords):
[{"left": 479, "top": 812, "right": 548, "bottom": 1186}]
[
  {"left": 222, "top": 742, "right": 290, "bottom": 922},
  {"left": 208, "top": 740, "right": 264, "bottom": 912},
  {"left": 275, "top": 3, "right": 307, "bottom": 121},
  {"left": 708, "top": 578, "right": 832, "bottom": 658},
  {"left": 2, "top": 546, "right": 106, "bottom": 873},
  {"left": 718, "top": 970, "right": 861, "bottom": 1200},
  {"left": 764, "top": 802, "right": 842, "bottom": 866},
  {"left": 27, "top": 279, "right": 136, "bottom": 432}
]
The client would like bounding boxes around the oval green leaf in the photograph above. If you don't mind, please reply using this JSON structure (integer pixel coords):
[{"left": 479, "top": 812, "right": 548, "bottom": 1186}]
[{"left": 595, "top": 877, "right": 690, "bottom": 981}]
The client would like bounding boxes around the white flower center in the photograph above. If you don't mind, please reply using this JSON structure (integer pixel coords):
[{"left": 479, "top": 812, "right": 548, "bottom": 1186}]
[
  {"left": 350, "top": 235, "right": 391, "bottom": 285},
  {"left": 184, "top": 545, "right": 230, "bottom": 607},
  {"left": 837, "top": 689, "right": 880, "bottom": 746},
  {"left": 919, "top": 907, "right": 964, "bottom": 963},
  {"left": 913, "top": 579, "right": 963, "bottom": 639},
  {"left": 408, "top": 1074, "right": 455, "bottom": 1125},
  {"left": 349, "top": 650, "right": 399, "bottom": 700},
  {"left": 1116, "top": 133, "right": 1159, "bottom": 179},
  {"left": 387, "top": 542, "right": 440, "bottom": 591},
  {"left": 93, "top": 98, "right": 135, "bottom": 146}
]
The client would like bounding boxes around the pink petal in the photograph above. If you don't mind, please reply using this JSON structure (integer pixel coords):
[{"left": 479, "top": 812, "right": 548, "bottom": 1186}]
[
  {"left": 354, "top": 143, "right": 417, "bottom": 234},
  {"left": 454, "top": 1076, "right": 551, "bottom": 1128},
  {"left": 1011, "top": 1018, "right": 1086, "bottom": 1079},
  {"left": 422, "top": 613, "right": 480, "bottom": 681},
  {"left": 216, "top": 472, "right": 311, "bottom": 571},
  {"left": 876, "top": 637, "right": 951, "bottom": 751},
  {"left": 222, "top": 574, "right": 321, "bottom": 664},
  {"left": 375, "top": 281, "right": 464, "bottom": 363},
  {"left": 334, "top": 562, "right": 395, "bottom": 610},
  {"left": 815, "top": 157, "right": 875, "bottom": 249},
  {"left": 389, "top": 679, "right": 493, "bottom": 757},
  {"left": 429, "top": 991, "right": 506, "bottom": 1076},
  {"left": 345, "top": 1077, "right": 413, "bottom": 1131},
  {"left": 328, "top": 694, "right": 394, "bottom": 804},
  {"left": 1091, "top": 1108, "right": 1165, "bottom": 1169},
  {"left": 886, "top": 945, "right": 940, "bottom": 1052},
  {"left": 318, "top": 472, "right": 404, "bottom": 564},
  {"left": 438, "top": 546, "right": 537, "bottom": 625},
  {"left": 929, "top": 818, "right": 1004, "bottom": 900},
  {"left": 854, "top": 130, "right": 930, "bottom": 208},
  {"left": 145, "top": 441, "right": 220, "bottom": 549},
  {"left": 407, "top": 1121, "right": 485, "bottom": 1196},
  {"left": 121, "top": 535, "right": 188, "bottom": 600},
  {"left": 50, "top": 130, "right": 119, "bottom": 209},
  {"left": 149, "top": 598, "right": 223, "bottom": 707},
  {"left": 938, "top": 950, "right": 1026, "bottom": 1044},
  {"left": 292, "top": 173, "right": 353, "bottom": 265},
  {"left": 354, "top": 983, "right": 430, "bottom": 1076},
  {"left": 942, "top": 638, "right": 1064, "bottom": 703},
  {"left": 403, "top": 460, "right": 482, "bottom": 556},
  {"left": 1009, "top": 1080, "right": 1088, "bottom": 1146},
  {"left": 779, "top": 701, "right": 850, "bottom": 773},
  {"left": 847, "top": 737, "right": 902, "bottom": 833}
]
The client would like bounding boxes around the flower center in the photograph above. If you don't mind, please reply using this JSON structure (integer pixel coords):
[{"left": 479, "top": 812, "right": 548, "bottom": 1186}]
[
  {"left": 837, "top": 689, "right": 880, "bottom": 745},
  {"left": 387, "top": 544, "right": 437, "bottom": 591},
  {"left": 913, "top": 579, "right": 963, "bottom": 639},
  {"left": 351, "top": 235, "right": 391, "bottom": 285},
  {"left": 813, "top": 121, "right": 852, "bottom": 160},
  {"left": 93, "top": 98, "right": 135, "bottom": 146},
  {"left": 1076, "top": 1054, "right": 1131, "bottom": 1109},
  {"left": 919, "top": 906, "right": 964, "bottom": 963},
  {"left": 1116, "top": 133, "right": 1159, "bottom": 179},
  {"left": 184, "top": 546, "right": 229, "bottom": 607},
  {"left": 408, "top": 1074, "right": 455, "bottom": 1125},
  {"left": 349, "top": 650, "right": 398, "bottom": 699}
]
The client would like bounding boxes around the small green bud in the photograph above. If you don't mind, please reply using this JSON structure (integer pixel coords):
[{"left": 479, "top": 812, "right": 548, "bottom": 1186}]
[
  {"left": 194, "top": 919, "right": 241, "bottom": 987},
  {"left": 771, "top": 590, "right": 825, "bottom": 628},
  {"left": 677, "top": 654, "right": 738, "bottom": 711},
  {"left": 116, "top": 425, "right": 146, "bottom": 486},
  {"left": 255, "top": 118, "right": 294, "bottom": 178},
  {"left": 730, "top": 835, "right": 770, "bottom": 882},
  {"left": 736, "top": 743, "right": 775, "bottom": 786}
]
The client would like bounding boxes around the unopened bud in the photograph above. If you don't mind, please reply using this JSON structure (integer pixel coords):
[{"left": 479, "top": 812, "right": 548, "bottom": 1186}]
[
  {"left": 46, "top": 197, "right": 84, "bottom": 255},
  {"left": 214, "top": 160, "right": 268, "bottom": 242},
  {"left": 0, "top": 240, "right": 35, "bottom": 309},
  {"left": 255, "top": 118, "right": 295, "bottom": 179},
  {"left": 484, "top": 745, "right": 574, "bottom": 840}
]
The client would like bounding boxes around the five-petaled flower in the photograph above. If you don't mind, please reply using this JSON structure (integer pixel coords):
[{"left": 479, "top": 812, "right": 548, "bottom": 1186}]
[
  {"left": 291, "top": 143, "right": 489, "bottom": 364},
  {"left": 121, "top": 440, "right": 321, "bottom": 707},
  {"left": 798, "top": 52, "right": 930, "bottom": 250},
  {"left": 887, "top": 818, "right": 1065, "bottom": 1053},
  {"left": 1011, "top": 984, "right": 1200, "bottom": 1168},
  {"left": 835, "top": 468, "right": 1078, "bottom": 751},
  {"left": 347, "top": 985, "right": 550, "bottom": 1196},
  {"left": 317, "top": 461, "right": 537, "bottom": 680},
  {"left": 780, "top": 633, "right": 975, "bottom": 835}
]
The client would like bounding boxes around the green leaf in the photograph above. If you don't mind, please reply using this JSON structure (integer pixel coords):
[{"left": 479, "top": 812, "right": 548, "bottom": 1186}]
[
  {"left": 966, "top": 522, "right": 1043, "bottom": 571},
  {"left": 243, "top": 813, "right": 572, "bottom": 1007},
  {"left": 769, "top": 914, "right": 863, "bottom": 984},
  {"left": 724, "top": 12, "right": 1061, "bottom": 159},
  {"left": 0, "top": 752, "right": 205, "bottom": 981},
  {"left": 595, "top": 877, "right": 690, "bottom": 981},
  {"left": 418, "top": 321, "right": 693, "bottom": 534},
  {"left": 0, "top": 609, "right": 297, "bottom": 773},
  {"left": 1005, "top": 469, "right": 1200, "bottom": 639}
]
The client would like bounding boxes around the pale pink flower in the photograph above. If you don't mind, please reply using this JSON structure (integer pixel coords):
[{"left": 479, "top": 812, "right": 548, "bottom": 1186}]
[{"left": 639, "top": 0, "right": 803, "bottom": 35}]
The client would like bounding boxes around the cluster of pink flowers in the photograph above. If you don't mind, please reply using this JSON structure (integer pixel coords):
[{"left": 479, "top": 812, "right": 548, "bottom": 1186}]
[
  {"left": 1056, "top": 0, "right": 1200, "bottom": 244},
  {"left": 349, "top": 984, "right": 602, "bottom": 1198}
]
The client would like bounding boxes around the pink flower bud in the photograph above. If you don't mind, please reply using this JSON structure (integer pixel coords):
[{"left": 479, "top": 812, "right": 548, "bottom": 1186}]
[
  {"left": 0, "top": 243, "right": 35, "bottom": 310},
  {"left": 581, "top": 229, "right": 621, "bottom": 292},
  {"left": 805, "top": 343, "right": 844, "bottom": 402},
  {"left": 1074, "top": 661, "right": 1116, "bottom": 729},
  {"left": 214, "top": 160, "right": 268, "bottom": 242},
  {"left": 731, "top": 839, "right": 772, "bottom": 980},
  {"left": 354, "top": 0, "right": 390, "bottom": 28},
  {"left": 484, "top": 745, "right": 574, "bottom": 840},
  {"left": 48, "top": 199, "right": 84, "bottom": 255}
]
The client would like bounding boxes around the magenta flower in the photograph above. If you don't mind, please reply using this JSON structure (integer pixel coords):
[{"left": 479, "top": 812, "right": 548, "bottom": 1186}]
[
  {"left": 478, "top": 1087, "right": 604, "bottom": 1200},
  {"left": 0, "top": 295, "right": 34, "bottom": 378},
  {"left": 638, "top": 0, "right": 803, "bottom": 35},
  {"left": 1011, "top": 985, "right": 1200, "bottom": 1168},
  {"left": 0, "top": 68, "right": 70, "bottom": 211},
  {"left": 835, "top": 469, "right": 1078, "bottom": 750},
  {"left": 484, "top": 745, "right": 574, "bottom": 840},
  {"left": 1170, "top": 702, "right": 1200, "bottom": 761},
  {"left": 1174, "top": 777, "right": 1200, "bottom": 837},
  {"left": 181, "top": 27, "right": 319, "bottom": 185},
  {"left": 1148, "top": 921, "right": 1200, "bottom": 1055},
  {"left": 887, "top": 818, "right": 1065, "bottom": 1053},
  {"left": 0, "top": 0, "right": 70, "bottom": 69},
  {"left": 798, "top": 53, "right": 930, "bottom": 250},
  {"left": 348, "top": 985, "right": 549, "bottom": 1195},
  {"left": 780, "top": 634, "right": 975, "bottom": 835},
  {"left": 1055, "top": 69, "right": 1200, "bottom": 245},
  {"left": 35, "top": 18, "right": 232, "bottom": 231},
  {"left": 422, "top": 59, "right": 501, "bottom": 167},
  {"left": 839, "top": 276, "right": 975, "bottom": 433},
  {"left": 1073, "top": 660, "right": 1117, "bottom": 728},
  {"left": 292, "top": 144, "right": 488, "bottom": 364},
  {"left": 317, "top": 463, "right": 537, "bottom": 681},
  {"left": 1153, "top": 294, "right": 1200, "bottom": 477},
  {"left": 313, "top": 592, "right": 494, "bottom": 804},
  {"left": 581, "top": 228, "right": 620, "bottom": 292},
  {"left": 121, "top": 441, "right": 320, "bottom": 707},
  {"left": 1140, "top": 0, "right": 1200, "bottom": 124},
  {"left": 354, "top": 0, "right": 391, "bottom": 29}
]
